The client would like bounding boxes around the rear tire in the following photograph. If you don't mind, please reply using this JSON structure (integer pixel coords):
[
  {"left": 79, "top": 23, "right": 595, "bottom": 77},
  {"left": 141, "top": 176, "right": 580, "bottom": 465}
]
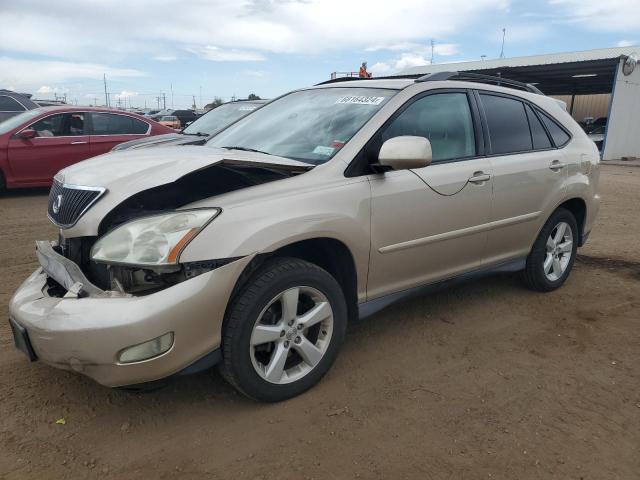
[
  {"left": 0, "top": 170, "right": 6, "bottom": 194},
  {"left": 220, "top": 257, "right": 347, "bottom": 402},
  {"left": 523, "top": 208, "right": 578, "bottom": 292}
]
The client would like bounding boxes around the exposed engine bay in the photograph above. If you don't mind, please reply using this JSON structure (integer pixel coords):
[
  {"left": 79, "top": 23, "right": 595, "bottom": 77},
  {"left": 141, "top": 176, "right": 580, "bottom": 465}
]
[{"left": 51, "top": 161, "right": 309, "bottom": 296}]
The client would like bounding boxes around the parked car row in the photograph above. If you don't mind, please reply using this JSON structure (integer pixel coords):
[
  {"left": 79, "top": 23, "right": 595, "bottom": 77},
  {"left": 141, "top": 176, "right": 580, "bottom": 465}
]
[
  {"left": 0, "top": 100, "right": 267, "bottom": 190},
  {"left": 8, "top": 75, "right": 600, "bottom": 402}
]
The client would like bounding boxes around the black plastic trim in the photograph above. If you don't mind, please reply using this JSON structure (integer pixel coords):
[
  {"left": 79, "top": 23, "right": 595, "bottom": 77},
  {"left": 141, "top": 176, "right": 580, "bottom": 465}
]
[{"left": 358, "top": 257, "right": 526, "bottom": 319}]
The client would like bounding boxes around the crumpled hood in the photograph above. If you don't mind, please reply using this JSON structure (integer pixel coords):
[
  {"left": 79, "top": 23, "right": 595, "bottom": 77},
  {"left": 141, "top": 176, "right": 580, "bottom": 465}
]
[
  {"left": 58, "top": 145, "right": 310, "bottom": 190},
  {"left": 57, "top": 146, "right": 313, "bottom": 237},
  {"left": 112, "top": 133, "right": 199, "bottom": 151}
]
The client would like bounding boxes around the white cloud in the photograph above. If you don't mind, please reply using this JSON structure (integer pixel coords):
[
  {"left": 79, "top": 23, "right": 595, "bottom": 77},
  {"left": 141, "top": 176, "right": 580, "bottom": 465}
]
[
  {"left": 114, "top": 90, "right": 138, "bottom": 99},
  {"left": 189, "top": 46, "right": 266, "bottom": 62},
  {"left": 550, "top": 0, "right": 640, "bottom": 31},
  {"left": 0, "top": 57, "right": 145, "bottom": 88},
  {"left": 370, "top": 62, "right": 392, "bottom": 75},
  {"left": 153, "top": 55, "right": 177, "bottom": 62},
  {"left": 617, "top": 40, "right": 637, "bottom": 47},
  {"left": 395, "top": 53, "right": 430, "bottom": 71},
  {"left": 36, "top": 86, "right": 53, "bottom": 94},
  {"left": 244, "top": 70, "right": 267, "bottom": 77},
  {"left": 0, "top": 0, "right": 507, "bottom": 61}
]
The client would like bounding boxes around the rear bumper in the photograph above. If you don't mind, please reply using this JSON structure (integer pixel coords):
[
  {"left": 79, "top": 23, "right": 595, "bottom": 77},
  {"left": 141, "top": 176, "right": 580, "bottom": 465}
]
[
  {"left": 9, "top": 249, "right": 253, "bottom": 387},
  {"left": 581, "top": 193, "right": 601, "bottom": 246}
]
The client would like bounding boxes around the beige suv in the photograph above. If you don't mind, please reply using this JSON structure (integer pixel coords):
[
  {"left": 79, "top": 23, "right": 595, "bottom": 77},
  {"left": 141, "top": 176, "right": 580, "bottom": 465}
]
[{"left": 9, "top": 73, "right": 600, "bottom": 402}]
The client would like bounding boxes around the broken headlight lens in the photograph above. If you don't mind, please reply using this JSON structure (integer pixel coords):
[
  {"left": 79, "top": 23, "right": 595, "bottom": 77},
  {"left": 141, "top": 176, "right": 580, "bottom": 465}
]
[{"left": 91, "top": 209, "right": 220, "bottom": 266}]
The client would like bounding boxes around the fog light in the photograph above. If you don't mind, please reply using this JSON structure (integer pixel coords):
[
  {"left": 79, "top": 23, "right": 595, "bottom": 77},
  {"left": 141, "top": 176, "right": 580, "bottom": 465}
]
[{"left": 118, "top": 332, "right": 174, "bottom": 364}]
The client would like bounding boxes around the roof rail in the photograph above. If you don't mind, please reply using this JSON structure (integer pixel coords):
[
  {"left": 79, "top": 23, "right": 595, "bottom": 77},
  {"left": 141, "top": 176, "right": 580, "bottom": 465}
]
[{"left": 415, "top": 71, "right": 544, "bottom": 95}]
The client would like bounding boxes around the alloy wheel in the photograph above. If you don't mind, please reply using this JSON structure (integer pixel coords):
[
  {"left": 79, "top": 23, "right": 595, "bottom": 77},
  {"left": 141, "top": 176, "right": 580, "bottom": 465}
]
[
  {"left": 544, "top": 221, "right": 573, "bottom": 281},
  {"left": 249, "top": 286, "right": 334, "bottom": 384}
]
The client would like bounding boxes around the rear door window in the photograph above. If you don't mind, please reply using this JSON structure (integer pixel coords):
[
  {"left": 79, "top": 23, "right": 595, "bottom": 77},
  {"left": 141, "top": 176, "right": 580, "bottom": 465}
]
[
  {"left": 381, "top": 92, "right": 476, "bottom": 162},
  {"left": 480, "top": 94, "right": 533, "bottom": 155},
  {"left": 539, "top": 111, "right": 571, "bottom": 147},
  {"left": 0, "top": 95, "right": 26, "bottom": 112},
  {"left": 525, "top": 104, "right": 552, "bottom": 150},
  {"left": 91, "top": 113, "right": 149, "bottom": 135}
]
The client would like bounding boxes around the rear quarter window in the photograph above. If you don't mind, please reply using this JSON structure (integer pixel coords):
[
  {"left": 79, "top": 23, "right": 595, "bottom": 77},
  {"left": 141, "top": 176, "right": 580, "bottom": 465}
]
[
  {"left": 539, "top": 111, "right": 571, "bottom": 147},
  {"left": 0, "top": 95, "right": 26, "bottom": 112}
]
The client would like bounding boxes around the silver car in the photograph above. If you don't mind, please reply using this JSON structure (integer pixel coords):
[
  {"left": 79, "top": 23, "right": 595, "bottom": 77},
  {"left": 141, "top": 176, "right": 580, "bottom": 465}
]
[{"left": 9, "top": 73, "right": 600, "bottom": 401}]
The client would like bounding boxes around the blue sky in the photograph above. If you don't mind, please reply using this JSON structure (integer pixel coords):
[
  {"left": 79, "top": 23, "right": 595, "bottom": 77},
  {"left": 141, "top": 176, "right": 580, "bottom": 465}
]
[{"left": 1, "top": 0, "right": 638, "bottom": 109}]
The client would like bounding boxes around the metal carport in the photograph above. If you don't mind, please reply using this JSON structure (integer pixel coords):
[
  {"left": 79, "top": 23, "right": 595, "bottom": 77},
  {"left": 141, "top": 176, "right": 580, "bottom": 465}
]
[{"left": 392, "top": 47, "right": 640, "bottom": 160}]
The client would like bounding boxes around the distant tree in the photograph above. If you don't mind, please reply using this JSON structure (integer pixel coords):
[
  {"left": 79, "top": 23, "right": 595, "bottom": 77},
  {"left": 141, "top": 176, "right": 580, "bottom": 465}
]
[
  {"left": 247, "top": 93, "right": 261, "bottom": 100},
  {"left": 204, "top": 97, "right": 224, "bottom": 111}
]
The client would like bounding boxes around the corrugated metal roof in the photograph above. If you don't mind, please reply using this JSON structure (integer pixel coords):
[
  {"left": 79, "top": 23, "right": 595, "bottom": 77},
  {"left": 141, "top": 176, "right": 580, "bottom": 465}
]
[{"left": 394, "top": 46, "right": 638, "bottom": 77}]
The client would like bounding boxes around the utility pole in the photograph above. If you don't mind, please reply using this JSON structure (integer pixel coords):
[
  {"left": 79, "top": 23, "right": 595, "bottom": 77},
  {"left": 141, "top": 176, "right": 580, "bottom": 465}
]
[
  {"left": 170, "top": 83, "right": 174, "bottom": 109},
  {"left": 430, "top": 39, "right": 435, "bottom": 65},
  {"left": 192, "top": 95, "right": 196, "bottom": 110},
  {"left": 499, "top": 28, "right": 506, "bottom": 59},
  {"left": 162, "top": 93, "right": 166, "bottom": 110},
  {"left": 103, "top": 74, "right": 110, "bottom": 107}
]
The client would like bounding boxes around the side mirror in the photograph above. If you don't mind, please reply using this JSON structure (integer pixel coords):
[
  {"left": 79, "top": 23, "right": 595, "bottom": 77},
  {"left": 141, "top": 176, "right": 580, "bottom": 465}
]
[
  {"left": 16, "top": 129, "right": 37, "bottom": 140},
  {"left": 378, "top": 136, "right": 432, "bottom": 171}
]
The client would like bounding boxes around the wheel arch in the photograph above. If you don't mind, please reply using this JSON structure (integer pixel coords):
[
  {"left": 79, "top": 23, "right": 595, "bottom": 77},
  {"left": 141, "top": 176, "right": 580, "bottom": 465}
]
[
  {"left": 227, "top": 237, "right": 360, "bottom": 324},
  {"left": 556, "top": 197, "right": 587, "bottom": 246}
]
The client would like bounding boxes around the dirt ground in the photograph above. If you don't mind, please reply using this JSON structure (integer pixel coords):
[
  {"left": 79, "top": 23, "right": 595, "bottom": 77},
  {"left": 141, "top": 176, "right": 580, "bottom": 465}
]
[{"left": 1, "top": 164, "right": 639, "bottom": 480}]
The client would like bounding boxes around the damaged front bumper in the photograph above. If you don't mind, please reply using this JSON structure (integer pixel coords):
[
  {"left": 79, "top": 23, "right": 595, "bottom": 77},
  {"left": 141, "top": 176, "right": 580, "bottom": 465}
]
[{"left": 8, "top": 241, "right": 253, "bottom": 387}]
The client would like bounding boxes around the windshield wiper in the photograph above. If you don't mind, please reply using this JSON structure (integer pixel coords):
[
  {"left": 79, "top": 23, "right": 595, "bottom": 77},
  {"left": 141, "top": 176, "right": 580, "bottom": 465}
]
[
  {"left": 184, "top": 131, "right": 209, "bottom": 136},
  {"left": 221, "top": 146, "right": 273, "bottom": 156}
]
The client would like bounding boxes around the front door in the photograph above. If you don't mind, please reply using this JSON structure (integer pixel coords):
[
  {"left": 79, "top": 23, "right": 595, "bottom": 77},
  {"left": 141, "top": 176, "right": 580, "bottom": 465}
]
[
  {"left": 366, "top": 91, "right": 493, "bottom": 299},
  {"left": 8, "top": 112, "right": 90, "bottom": 185}
]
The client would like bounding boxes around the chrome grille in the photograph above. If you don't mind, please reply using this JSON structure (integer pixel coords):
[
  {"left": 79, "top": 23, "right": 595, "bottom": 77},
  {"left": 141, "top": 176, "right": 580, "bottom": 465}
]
[{"left": 47, "top": 180, "right": 105, "bottom": 228}]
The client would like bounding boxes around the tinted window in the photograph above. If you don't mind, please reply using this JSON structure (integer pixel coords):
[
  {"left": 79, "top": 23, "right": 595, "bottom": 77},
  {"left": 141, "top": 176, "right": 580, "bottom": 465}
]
[
  {"left": 92, "top": 113, "right": 148, "bottom": 135},
  {"left": 0, "top": 95, "right": 26, "bottom": 112},
  {"left": 30, "top": 113, "right": 85, "bottom": 137},
  {"left": 481, "top": 94, "right": 532, "bottom": 154},
  {"left": 525, "top": 105, "right": 552, "bottom": 150},
  {"left": 381, "top": 93, "right": 475, "bottom": 162},
  {"left": 539, "top": 111, "right": 570, "bottom": 147}
]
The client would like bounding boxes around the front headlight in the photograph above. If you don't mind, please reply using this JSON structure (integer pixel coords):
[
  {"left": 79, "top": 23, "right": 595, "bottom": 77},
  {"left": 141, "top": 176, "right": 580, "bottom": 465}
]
[{"left": 91, "top": 209, "right": 220, "bottom": 266}]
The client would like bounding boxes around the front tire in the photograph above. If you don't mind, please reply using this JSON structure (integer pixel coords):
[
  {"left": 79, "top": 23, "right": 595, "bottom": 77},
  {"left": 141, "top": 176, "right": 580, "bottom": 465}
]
[
  {"left": 220, "top": 257, "right": 348, "bottom": 402},
  {"left": 523, "top": 208, "right": 578, "bottom": 292}
]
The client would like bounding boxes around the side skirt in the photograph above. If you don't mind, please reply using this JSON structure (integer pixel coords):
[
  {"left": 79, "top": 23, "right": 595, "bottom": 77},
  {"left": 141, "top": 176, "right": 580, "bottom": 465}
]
[{"left": 358, "top": 257, "right": 526, "bottom": 320}]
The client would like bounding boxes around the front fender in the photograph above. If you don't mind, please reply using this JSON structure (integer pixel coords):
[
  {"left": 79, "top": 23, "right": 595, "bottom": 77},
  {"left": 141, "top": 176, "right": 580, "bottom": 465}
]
[{"left": 179, "top": 178, "right": 372, "bottom": 296}]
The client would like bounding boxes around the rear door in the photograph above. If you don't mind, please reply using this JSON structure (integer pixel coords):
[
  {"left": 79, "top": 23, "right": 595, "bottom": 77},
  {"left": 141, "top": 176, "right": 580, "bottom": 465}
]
[
  {"left": 367, "top": 90, "right": 493, "bottom": 299},
  {"left": 7, "top": 112, "right": 90, "bottom": 185},
  {"left": 88, "top": 112, "right": 151, "bottom": 155},
  {"left": 477, "top": 92, "right": 569, "bottom": 265}
]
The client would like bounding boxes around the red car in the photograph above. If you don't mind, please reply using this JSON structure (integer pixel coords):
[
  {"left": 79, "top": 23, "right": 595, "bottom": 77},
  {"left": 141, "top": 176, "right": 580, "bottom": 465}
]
[{"left": 0, "top": 106, "right": 174, "bottom": 190}]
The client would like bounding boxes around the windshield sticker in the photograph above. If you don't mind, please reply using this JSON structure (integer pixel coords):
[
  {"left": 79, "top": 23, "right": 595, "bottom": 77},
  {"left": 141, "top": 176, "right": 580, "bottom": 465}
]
[
  {"left": 238, "top": 106, "right": 257, "bottom": 111},
  {"left": 335, "top": 96, "right": 386, "bottom": 105},
  {"left": 313, "top": 145, "right": 335, "bottom": 156}
]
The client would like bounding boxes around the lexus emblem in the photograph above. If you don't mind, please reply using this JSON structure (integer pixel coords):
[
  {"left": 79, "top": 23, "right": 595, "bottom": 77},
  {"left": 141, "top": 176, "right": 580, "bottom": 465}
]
[{"left": 52, "top": 194, "right": 63, "bottom": 214}]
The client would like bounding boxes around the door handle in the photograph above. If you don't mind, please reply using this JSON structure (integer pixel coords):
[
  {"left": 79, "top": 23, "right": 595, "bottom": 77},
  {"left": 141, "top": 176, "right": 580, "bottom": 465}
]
[
  {"left": 70, "top": 141, "right": 88, "bottom": 145},
  {"left": 468, "top": 172, "right": 491, "bottom": 184},
  {"left": 549, "top": 160, "right": 566, "bottom": 171}
]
